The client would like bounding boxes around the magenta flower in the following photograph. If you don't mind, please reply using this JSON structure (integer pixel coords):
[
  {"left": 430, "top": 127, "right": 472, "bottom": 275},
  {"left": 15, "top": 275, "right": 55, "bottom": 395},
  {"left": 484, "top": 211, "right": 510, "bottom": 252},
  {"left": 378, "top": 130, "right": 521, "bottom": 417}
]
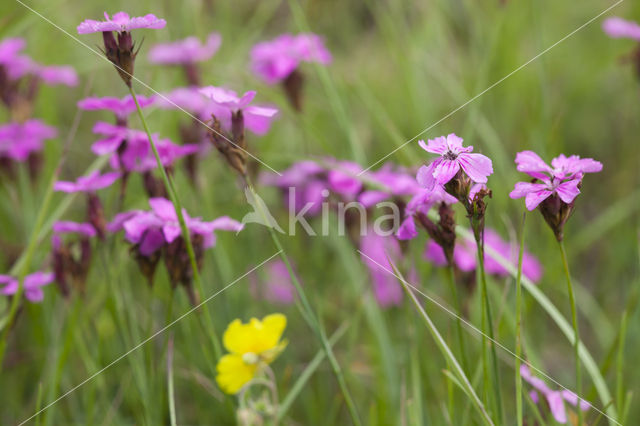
[
  {"left": 602, "top": 17, "right": 640, "bottom": 40},
  {"left": 359, "top": 229, "right": 404, "bottom": 307},
  {"left": 521, "top": 365, "right": 590, "bottom": 424},
  {"left": 416, "top": 133, "right": 493, "bottom": 189},
  {"left": 0, "top": 38, "right": 26, "bottom": 61},
  {"left": 199, "top": 85, "right": 279, "bottom": 135},
  {"left": 326, "top": 160, "right": 364, "bottom": 199},
  {"left": 156, "top": 87, "right": 215, "bottom": 119},
  {"left": 77, "top": 12, "right": 166, "bottom": 34},
  {"left": 149, "top": 32, "right": 221, "bottom": 64},
  {"left": 0, "top": 272, "right": 54, "bottom": 303},
  {"left": 358, "top": 164, "right": 422, "bottom": 208},
  {"left": 113, "top": 198, "right": 244, "bottom": 256},
  {"left": 424, "top": 229, "right": 543, "bottom": 282},
  {"left": 33, "top": 65, "right": 78, "bottom": 86},
  {"left": 109, "top": 136, "right": 199, "bottom": 173},
  {"left": 262, "top": 160, "right": 328, "bottom": 216},
  {"left": 250, "top": 33, "right": 332, "bottom": 85},
  {"left": 396, "top": 186, "right": 457, "bottom": 241},
  {"left": 78, "top": 95, "right": 155, "bottom": 121},
  {"left": 0, "top": 120, "right": 57, "bottom": 161},
  {"left": 54, "top": 170, "right": 120, "bottom": 193},
  {"left": 509, "top": 151, "right": 602, "bottom": 211},
  {"left": 52, "top": 221, "right": 98, "bottom": 237},
  {"left": 250, "top": 260, "right": 297, "bottom": 305}
]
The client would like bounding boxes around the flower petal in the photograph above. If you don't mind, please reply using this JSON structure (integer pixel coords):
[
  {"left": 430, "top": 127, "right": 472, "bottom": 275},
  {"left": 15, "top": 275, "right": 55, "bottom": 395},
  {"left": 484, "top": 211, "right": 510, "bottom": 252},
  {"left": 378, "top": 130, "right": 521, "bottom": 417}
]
[{"left": 458, "top": 153, "right": 493, "bottom": 183}]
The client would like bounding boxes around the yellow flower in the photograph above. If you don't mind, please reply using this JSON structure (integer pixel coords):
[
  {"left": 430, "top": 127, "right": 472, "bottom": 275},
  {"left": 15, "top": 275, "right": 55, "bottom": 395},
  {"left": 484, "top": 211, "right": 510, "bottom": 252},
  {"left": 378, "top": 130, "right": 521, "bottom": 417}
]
[{"left": 216, "top": 313, "right": 287, "bottom": 394}]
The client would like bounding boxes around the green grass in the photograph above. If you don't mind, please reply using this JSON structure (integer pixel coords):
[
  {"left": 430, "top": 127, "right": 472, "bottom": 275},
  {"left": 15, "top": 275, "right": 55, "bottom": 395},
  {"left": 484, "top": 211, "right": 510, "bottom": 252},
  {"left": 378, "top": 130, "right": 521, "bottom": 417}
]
[{"left": 1, "top": 0, "right": 640, "bottom": 424}]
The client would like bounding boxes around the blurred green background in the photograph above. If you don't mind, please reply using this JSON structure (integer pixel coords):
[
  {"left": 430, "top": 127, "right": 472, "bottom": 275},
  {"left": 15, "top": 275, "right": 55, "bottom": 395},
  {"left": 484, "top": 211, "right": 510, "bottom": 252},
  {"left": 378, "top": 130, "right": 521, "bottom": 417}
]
[{"left": 1, "top": 0, "right": 639, "bottom": 424}]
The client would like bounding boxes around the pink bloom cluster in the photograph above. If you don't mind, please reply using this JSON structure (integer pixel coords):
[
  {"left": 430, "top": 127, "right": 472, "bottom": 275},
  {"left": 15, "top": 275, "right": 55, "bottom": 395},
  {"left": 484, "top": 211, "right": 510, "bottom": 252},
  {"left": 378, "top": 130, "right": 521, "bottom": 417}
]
[
  {"left": 416, "top": 133, "right": 493, "bottom": 190},
  {"left": 78, "top": 95, "right": 155, "bottom": 122},
  {"left": 602, "top": 17, "right": 640, "bottom": 40},
  {"left": 509, "top": 151, "right": 602, "bottom": 210},
  {"left": 250, "top": 33, "right": 332, "bottom": 84},
  {"left": 0, "top": 37, "right": 78, "bottom": 86},
  {"left": 54, "top": 170, "right": 120, "bottom": 193},
  {"left": 77, "top": 12, "right": 166, "bottom": 34},
  {"left": 0, "top": 272, "right": 54, "bottom": 303},
  {"left": 149, "top": 32, "right": 222, "bottom": 64},
  {"left": 0, "top": 120, "right": 57, "bottom": 162},
  {"left": 424, "top": 229, "right": 543, "bottom": 282},
  {"left": 109, "top": 198, "right": 243, "bottom": 256},
  {"left": 521, "top": 365, "right": 590, "bottom": 424}
]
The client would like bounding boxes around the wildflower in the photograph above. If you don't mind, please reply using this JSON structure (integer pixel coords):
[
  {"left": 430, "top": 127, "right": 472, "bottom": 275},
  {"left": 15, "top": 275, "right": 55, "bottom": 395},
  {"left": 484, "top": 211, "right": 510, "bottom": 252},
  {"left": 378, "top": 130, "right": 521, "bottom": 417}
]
[
  {"left": 0, "top": 271, "right": 54, "bottom": 303},
  {"left": 357, "top": 164, "right": 422, "bottom": 208},
  {"left": 200, "top": 85, "right": 278, "bottom": 176},
  {"left": 216, "top": 313, "right": 287, "bottom": 394},
  {"left": 110, "top": 198, "right": 243, "bottom": 299},
  {"left": 602, "top": 17, "right": 640, "bottom": 40},
  {"left": 251, "top": 33, "right": 331, "bottom": 110},
  {"left": 54, "top": 171, "right": 119, "bottom": 238},
  {"left": 396, "top": 185, "right": 457, "bottom": 242},
  {"left": 261, "top": 160, "right": 328, "bottom": 216},
  {"left": 0, "top": 120, "right": 56, "bottom": 162},
  {"left": 149, "top": 32, "right": 221, "bottom": 85},
  {"left": 509, "top": 150, "right": 602, "bottom": 240},
  {"left": 250, "top": 260, "right": 297, "bottom": 305},
  {"left": 52, "top": 221, "right": 96, "bottom": 297},
  {"left": 520, "top": 365, "right": 590, "bottom": 424},
  {"left": 359, "top": 230, "right": 405, "bottom": 307},
  {"left": 77, "top": 12, "right": 166, "bottom": 86},
  {"left": 424, "top": 228, "right": 543, "bottom": 283},
  {"left": 78, "top": 95, "right": 155, "bottom": 125}
]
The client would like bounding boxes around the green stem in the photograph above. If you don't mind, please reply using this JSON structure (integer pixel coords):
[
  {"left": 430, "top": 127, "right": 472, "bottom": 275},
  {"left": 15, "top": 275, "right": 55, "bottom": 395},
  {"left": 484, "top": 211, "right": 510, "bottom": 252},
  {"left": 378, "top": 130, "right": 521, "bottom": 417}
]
[
  {"left": 245, "top": 181, "right": 361, "bottom": 426},
  {"left": 167, "top": 334, "right": 177, "bottom": 426},
  {"left": 477, "top": 235, "right": 504, "bottom": 424},
  {"left": 515, "top": 213, "right": 526, "bottom": 426},
  {"left": 129, "top": 86, "right": 221, "bottom": 359},
  {"left": 559, "top": 240, "right": 582, "bottom": 426},
  {"left": 446, "top": 264, "right": 469, "bottom": 375}
]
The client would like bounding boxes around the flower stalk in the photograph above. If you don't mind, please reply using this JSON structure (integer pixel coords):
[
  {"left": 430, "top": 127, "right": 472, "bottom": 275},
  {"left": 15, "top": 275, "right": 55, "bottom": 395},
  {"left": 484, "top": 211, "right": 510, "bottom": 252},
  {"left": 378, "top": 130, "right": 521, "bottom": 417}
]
[{"left": 515, "top": 212, "right": 526, "bottom": 426}]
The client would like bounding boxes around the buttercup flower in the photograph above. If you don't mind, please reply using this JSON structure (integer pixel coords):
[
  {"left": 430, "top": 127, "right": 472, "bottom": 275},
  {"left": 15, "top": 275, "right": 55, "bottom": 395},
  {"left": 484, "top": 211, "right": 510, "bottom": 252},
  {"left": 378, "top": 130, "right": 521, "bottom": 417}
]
[
  {"left": 521, "top": 365, "right": 590, "bottom": 424},
  {"left": 77, "top": 12, "right": 166, "bottom": 86},
  {"left": 216, "top": 313, "right": 287, "bottom": 394},
  {"left": 0, "top": 271, "right": 54, "bottom": 303},
  {"left": 510, "top": 150, "right": 602, "bottom": 240},
  {"left": 149, "top": 32, "right": 221, "bottom": 64},
  {"left": 416, "top": 133, "right": 493, "bottom": 190},
  {"left": 78, "top": 95, "right": 155, "bottom": 124}
]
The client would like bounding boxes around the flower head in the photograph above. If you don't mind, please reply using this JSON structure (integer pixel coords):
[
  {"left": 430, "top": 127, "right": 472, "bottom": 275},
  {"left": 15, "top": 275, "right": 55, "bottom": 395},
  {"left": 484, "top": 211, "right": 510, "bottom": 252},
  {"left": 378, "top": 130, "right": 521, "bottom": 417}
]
[
  {"left": 216, "top": 313, "right": 287, "bottom": 394},
  {"left": 416, "top": 133, "right": 493, "bottom": 190},
  {"left": 54, "top": 170, "right": 120, "bottom": 193},
  {"left": 0, "top": 120, "right": 57, "bottom": 162},
  {"left": 602, "top": 17, "right": 640, "bottom": 40},
  {"left": 52, "top": 221, "right": 98, "bottom": 238},
  {"left": 521, "top": 365, "right": 590, "bottom": 424},
  {"left": 396, "top": 186, "right": 457, "bottom": 241},
  {"left": 78, "top": 95, "right": 155, "bottom": 122},
  {"left": 77, "top": 12, "right": 166, "bottom": 86},
  {"left": 149, "top": 32, "right": 221, "bottom": 64},
  {"left": 0, "top": 271, "right": 54, "bottom": 302},
  {"left": 262, "top": 160, "right": 328, "bottom": 216},
  {"left": 250, "top": 33, "right": 331, "bottom": 85}
]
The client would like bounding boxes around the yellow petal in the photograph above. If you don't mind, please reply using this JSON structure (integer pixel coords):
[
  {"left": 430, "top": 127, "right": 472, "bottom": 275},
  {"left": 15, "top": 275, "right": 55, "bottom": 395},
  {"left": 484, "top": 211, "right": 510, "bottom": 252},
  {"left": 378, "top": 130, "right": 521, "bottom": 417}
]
[
  {"left": 215, "top": 354, "right": 257, "bottom": 394},
  {"left": 222, "top": 313, "right": 287, "bottom": 355}
]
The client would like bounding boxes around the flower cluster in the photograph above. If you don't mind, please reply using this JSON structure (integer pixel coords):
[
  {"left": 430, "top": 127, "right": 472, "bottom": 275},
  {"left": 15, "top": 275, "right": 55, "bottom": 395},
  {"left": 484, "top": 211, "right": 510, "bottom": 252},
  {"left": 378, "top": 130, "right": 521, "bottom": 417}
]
[
  {"left": 509, "top": 151, "right": 602, "bottom": 240},
  {"left": 0, "top": 272, "right": 54, "bottom": 303}
]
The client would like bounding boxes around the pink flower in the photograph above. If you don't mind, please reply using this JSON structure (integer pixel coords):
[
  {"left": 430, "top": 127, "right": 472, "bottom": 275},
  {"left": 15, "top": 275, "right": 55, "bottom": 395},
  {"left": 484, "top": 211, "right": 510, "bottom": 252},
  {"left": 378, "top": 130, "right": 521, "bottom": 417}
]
[
  {"left": 359, "top": 229, "right": 404, "bottom": 307},
  {"left": 52, "top": 221, "right": 97, "bottom": 237},
  {"left": 416, "top": 133, "right": 493, "bottom": 189},
  {"left": 250, "top": 33, "right": 332, "bottom": 84},
  {"left": 78, "top": 95, "right": 155, "bottom": 120},
  {"left": 396, "top": 186, "right": 457, "bottom": 241},
  {"left": 424, "top": 229, "right": 543, "bottom": 282},
  {"left": 113, "top": 198, "right": 243, "bottom": 256},
  {"left": 521, "top": 365, "right": 590, "bottom": 424},
  {"left": 77, "top": 12, "right": 166, "bottom": 34},
  {"left": 34, "top": 65, "right": 78, "bottom": 86},
  {"left": 0, "top": 120, "right": 57, "bottom": 161},
  {"left": 0, "top": 271, "right": 54, "bottom": 303},
  {"left": 156, "top": 87, "right": 215, "bottom": 119},
  {"left": 602, "top": 17, "right": 640, "bottom": 40},
  {"left": 149, "top": 32, "right": 221, "bottom": 64},
  {"left": 109, "top": 137, "right": 199, "bottom": 173},
  {"left": 326, "top": 160, "right": 364, "bottom": 198},
  {"left": 358, "top": 164, "right": 422, "bottom": 208},
  {"left": 0, "top": 38, "right": 26, "bottom": 61},
  {"left": 262, "top": 160, "right": 328, "bottom": 216},
  {"left": 509, "top": 151, "right": 602, "bottom": 211},
  {"left": 54, "top": 170, "right": 120, "bottom": 193},
  {"left": 250, "top": 260, "right": 297, "bottom": 305},
  {"left": 199, "top": 85, "right": 279, "bottom": 135}
]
